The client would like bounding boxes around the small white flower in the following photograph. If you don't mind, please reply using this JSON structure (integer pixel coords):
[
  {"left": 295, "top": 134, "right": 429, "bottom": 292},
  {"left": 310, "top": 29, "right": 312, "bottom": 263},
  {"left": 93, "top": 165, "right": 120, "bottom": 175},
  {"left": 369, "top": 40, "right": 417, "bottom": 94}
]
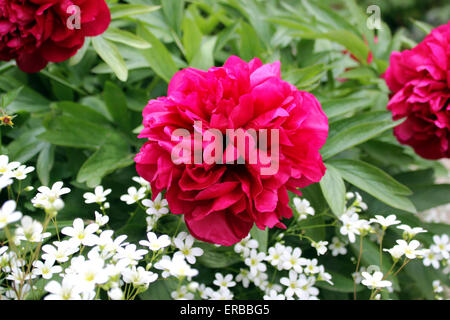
[
  {"left": 282, "top": 247, "right": 307, "bottom": 273},
  {"left": 210, "top": 287, "right": 233, "bottom": 300},
  {"left": 115, "top": 244, "right": 148, "bottom": 266},
  {"left": 234, "top": 234, "right": 259, "bottom": 257},
  {"left": 361, "top": 271, "right": 392, "bottom": 289},
  {"left": 11, "top": 164, "right": 34, "bottom": 180},
  {"left": 0, "top": 155, "right": 20, "bottom": 176},
  {"left": 422, "top": 249, "right": 442, "bottom": 269},
  {"left": 132, "top": 176, "right": 151, "bottom": 190},
  {"left": 139, "top": 232, "right": 171, "bottom": 252},
  {"left": 83, "top": 186, "right": 112, "bottom": 204},
  {"left": 0, "top": 200, "right": 22, "bottom": 229},
  {"left": 146, "top": 215, "right": 159, "bottom": 232},
  {"left": 370, "top": 214, "right": 401, "bottom": 229},
  {"left": 158, "top": 255, "right": 198, "bottom": 279},
  {"left": 431, "top": 234, "right": 450, "bottom": 259},
  {"left": 245, "top": 249, "right": 267, "bottom": 276},
  {"left": 94, "top": 211, "right": 109, "bottom": 228},
  {"left": 304, "top": 258, "right": 320, "bottom": 275},
  {"left": 173, "top": 234, "right": 203, "bottom": 264},
  {"left": 32, "top": 259, "right": 62, "bottom": 279},
  {"left": 396, "top": 239, "right": 422, "bottom": 259},
  {"left": 293, "top": 198, "right": 315, "bottom": 220},
  {"left": 142, "top": 193, "right": 169, "bottom": 216},
  {"left": 108, "top": 287, "right": 124, "bottom": 300},
  {"left": 339, "top": 213, "right": 361, "bottom": 243},
  {"left": 397, "top": 225, "right": 427, "bottom": 238},
  {"left": 61, "top": 218, "right": 99, "bottom": 247},
  {"left": 329, "top": 237, "right": 347, "bottom": 256},
  {"left": 311, "top": 241, "right": 328, "bottom": 256},
  {"left": 122, "top": 266, "right": 157, "bottom": 288},
  {"left": 41, "top": 240, "right": 79, "bottom": 263},
  {"left": 235, "top": 269, "right": 251, "bottom": 288},
  {"left": 213, "top": 273, "right": 236, "bottom": 289},
  {"left": 171, "top": 286, "right": 194, "bottom": 300},
  {"left": 44, "top": 276, "right": 81, "bottom": 300},
  {"left": 120, "top": 186, "right": 146, "bottom": 205},
  {"left": 263, "top": 289, "right": 285, "bottom": 300},
  {"left": 384, "top": 245, "right": 404, "bottom": 260},
  {"left": 0, "top": 174, "right": 13, "bottom": 191},
  {"left": 432, "top": 280, "right": 443, "bottom": 293},
  {"left": 15, "top": 216, "right": 50, "bottom": 243},
  {"left": 265, "top": 243, "right": 288, "bottom": 270}
]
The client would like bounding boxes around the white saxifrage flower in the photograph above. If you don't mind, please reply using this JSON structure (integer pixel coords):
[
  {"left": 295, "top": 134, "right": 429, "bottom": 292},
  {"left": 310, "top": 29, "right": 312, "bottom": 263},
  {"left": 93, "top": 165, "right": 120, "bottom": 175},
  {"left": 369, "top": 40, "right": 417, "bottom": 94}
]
[
  {"left": 32, "top": 259, "right": 62, "bottom": 279},
  {"left": 431, "top": 234, "right": 450, "bottom": 259},
  {"left": 115, "top": 244, "right": 148, "bottom": 266},
  {"left": 329, "top": 237, "right": 347, "bottom": 256},
  {"left": 173, "top": 234, "right": 203, "bottom": 264},
  {"left": 0, "top": 200, "right": 22, "bottom": 229},
  {"left": 0, "top": 155, "right": 20, "bottom": 176},
  {"left": 293, "top": 198, "right": 315, "bottom": 220},
  {"left": 94, "top": 211, "right": 109, "bottom": 228},
  {"left": 122, "top": 266, "right": 158, "bottom": 288},
  {"left": 339, "top": 213, "right": 361, "bottom": 243},
  {"left": 120, "top": 186, "right": 146, "bottom": 205},
  {"left": 234, "top": 235, "right": 259, "bottom": 257},
  {"left": 311, "top": 241, "right": 328, "bottom": 256},
  {"left": 41, "top": 240, "right": 79, "bottom": 263},
  {"left": 245, "top": 249, "right": 267, "bottom": 276},
  {"left": 142, "top": 193, "right": 169, "bottom": 216},
  {"left": 395, "top": 240, "right": 423, "bottom": 259},
  {"left": 83, "top": 186, "right": 112, "bottom": 204},
  {"left": 370, "top": 214, "right": 401, "bottom": 229},
  {"left": 213, "top": 273, "right": 236, "bottom": 289},
  {"left": 61, "top": 219, "right": 99, "bottom": 247},
  {"left": 139, "top": 232, "right": 171, "bottom": 252},
  {"left": 397, "top": 225, "right": 427, "bottom": 238},
  {"left": 422, "top": 249, "right": 442, "bottom": 269},
  {"left": 361, "top": 271, "right": 392, "bottom": 289},
  {"left": 282, "top": 247, "right": 307, "bottom": 273},
  {"left": 14, "top": 216, "right": 50, "bottom": 243},
  {"left": 44, "top": 276, "right": 81, "bottom": 300},
  {"left": 11, "top": 165, "right": 34, "bottom": 180},
  {"left": 265, "top": 243, "right": 288, "bottom": 270}
]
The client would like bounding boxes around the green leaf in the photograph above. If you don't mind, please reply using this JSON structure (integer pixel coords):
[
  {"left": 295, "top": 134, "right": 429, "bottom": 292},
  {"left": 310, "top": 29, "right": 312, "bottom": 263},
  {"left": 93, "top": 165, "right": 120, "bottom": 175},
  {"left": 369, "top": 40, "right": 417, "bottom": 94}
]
[
  {"left": 330, "top": 159, "right": 416, "bottom": 213},
  {"left": 321, "top": 97, "right": 375, "bottom": 119},
  {"left": 161, "top": 0, "right": 184, "bottom": 35},
  {"left": 250, "top": 225, "right": 268, "bottom": 253},
  {"left": 320, "top": 164, "right": 346, "bottom": 217},
  {"left": 293, "top": 30, "right": 369, "bottom": 64},
  {"left": 196, "top": 242, "right": 241, "bottom": 268},
  {"left": 283, "top": 64, "right": 327, "bottom": 90},
  {"left": 137, "top": 23, "right": 179, "bottom": 83},
  {"left": 36, "top": 143, "right": 55, "bottom": 186},
  {"left": 92, "top": 36, "right": 128, "bottom": 82},
  {"left": 182, "top": 17, "right": 202, "bottom": 63},
  {"left": 410, "top": 19, "right": 433, "bottom": 35},
  {"left": 103, "top": 81, "right": 131, "bottom": 132},
  {"left": 238, "top": 21, "right": 263, "bottom": 61},
  {"left": 103, "top": 28, "right": 151, "bottom": 49},
  {"left": 1, "top": 86, "right": 23, "bottom": 108},
  {"left": 109, "top": 4, "right": 161, "bottom": 20},
  {"left": 190, "top": 36, "right": 217, "bottom": 70},
  {"left": 139, "top": 279, "right": 178, "bottom": 300},
  {"left": 8, "top": 126, "right": 47, "bottom": 163},
  {"left": 410, "top": 184, "right": 450, "bottom": 212},
  {"left": 53, "top": 101, "right": 110, "bottom": 125},
  {"left": 321, "top": 120, "right": 401, "bottom": 160}
]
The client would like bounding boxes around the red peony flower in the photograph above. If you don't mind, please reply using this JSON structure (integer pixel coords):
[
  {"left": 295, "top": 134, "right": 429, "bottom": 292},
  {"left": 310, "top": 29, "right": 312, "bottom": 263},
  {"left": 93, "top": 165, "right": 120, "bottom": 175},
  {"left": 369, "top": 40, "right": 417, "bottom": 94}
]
[
  {"left": 0, "top": 0, "right": 111, "bottom": 73},
  {"left": 384, "top": 22, "right": 450, "bottom": 159},
  {"left": 135, "top": 56, "right": 328, "bottom": 246}
]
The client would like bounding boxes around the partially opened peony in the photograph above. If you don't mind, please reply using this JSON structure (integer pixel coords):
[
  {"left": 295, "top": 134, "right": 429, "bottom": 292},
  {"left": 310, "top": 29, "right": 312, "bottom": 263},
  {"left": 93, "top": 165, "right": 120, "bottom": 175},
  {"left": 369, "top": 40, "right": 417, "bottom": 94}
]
[
  {"left": 135, "top": 56, "right": 328, "bottom": 246},
  {"left": 384, "top": 22, "right": 450, "bottom": 159},
  {"left": 0, "top": 0, "right": 111, "bottom": 73}
]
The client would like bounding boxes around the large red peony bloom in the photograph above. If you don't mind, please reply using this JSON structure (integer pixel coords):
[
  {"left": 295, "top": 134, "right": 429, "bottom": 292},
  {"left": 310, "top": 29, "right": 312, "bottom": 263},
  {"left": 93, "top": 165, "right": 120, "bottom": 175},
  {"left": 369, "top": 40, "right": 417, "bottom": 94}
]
[
  {"left": 135, "top": 56, "right": 328, "bottom": 246},
  {"left": 384, "top": 22, "right": 450, "bottom": 159},
  {"left": 0, "top": 0, "right": 110, "bottom": 73}
]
